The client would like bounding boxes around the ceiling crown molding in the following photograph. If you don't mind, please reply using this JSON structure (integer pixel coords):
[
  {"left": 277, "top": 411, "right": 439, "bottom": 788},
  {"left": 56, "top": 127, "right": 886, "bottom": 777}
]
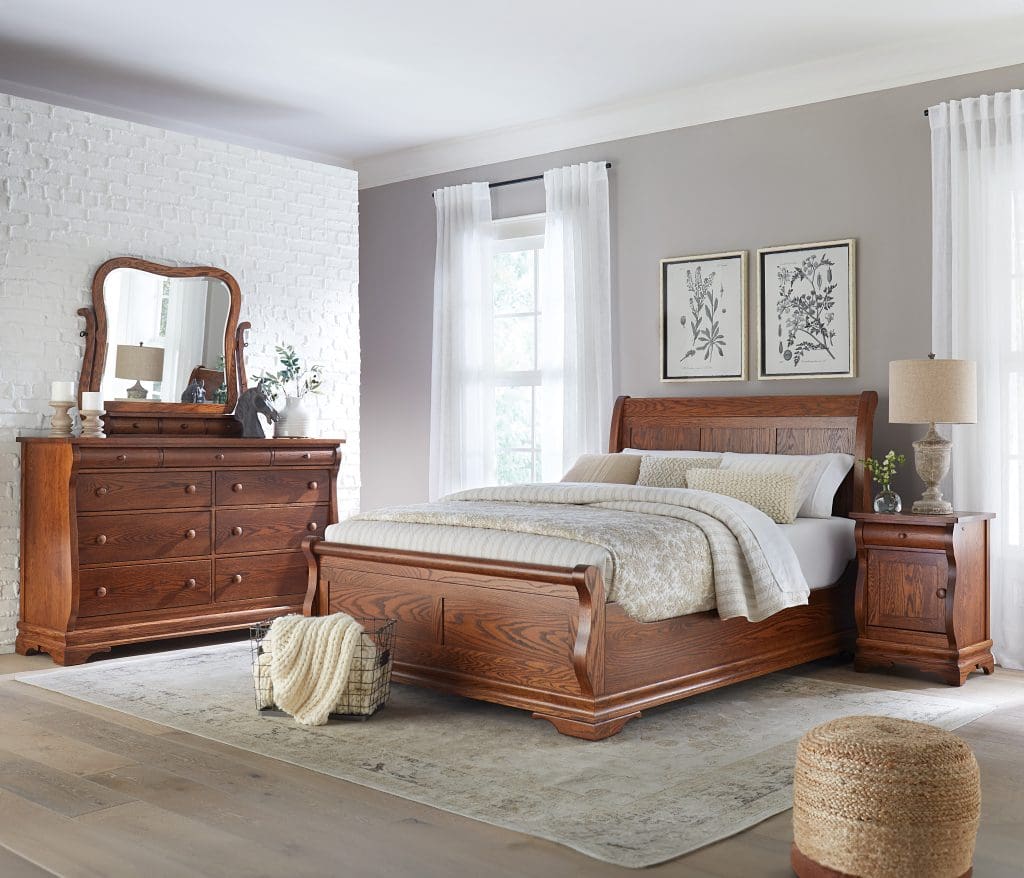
[{"left": 354, "top": 22, "right": 1024, "bottom": 190}]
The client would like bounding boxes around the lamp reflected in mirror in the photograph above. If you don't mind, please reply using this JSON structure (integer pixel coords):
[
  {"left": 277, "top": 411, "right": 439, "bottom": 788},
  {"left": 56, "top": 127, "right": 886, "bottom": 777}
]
[{"left": 114, "top": 342, "right": 165, "bottom": 400}]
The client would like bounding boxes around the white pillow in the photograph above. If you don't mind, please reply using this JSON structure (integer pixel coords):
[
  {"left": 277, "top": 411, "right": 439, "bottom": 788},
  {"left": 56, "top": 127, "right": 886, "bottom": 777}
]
[
  {"left": 720, "top": 452, "right": 854, "bottom": 519},
  {"left": 622, "top": 448, "right": 722, "bottom": 459}
]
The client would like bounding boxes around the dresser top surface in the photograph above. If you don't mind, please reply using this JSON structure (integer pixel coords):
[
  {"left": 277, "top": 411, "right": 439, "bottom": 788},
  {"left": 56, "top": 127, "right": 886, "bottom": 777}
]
[{"left": 18, "top": 434, "right": 344, "bottom": 448}]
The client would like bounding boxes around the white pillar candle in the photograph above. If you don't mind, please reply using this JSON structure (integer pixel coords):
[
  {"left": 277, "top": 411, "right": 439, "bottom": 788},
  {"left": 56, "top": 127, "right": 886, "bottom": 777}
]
[
  {"left": 81, "top": 392, "right": 102, "bottom": 411},
  {"left": 50, "top": 381, "right": 75, "bottom": 402}
]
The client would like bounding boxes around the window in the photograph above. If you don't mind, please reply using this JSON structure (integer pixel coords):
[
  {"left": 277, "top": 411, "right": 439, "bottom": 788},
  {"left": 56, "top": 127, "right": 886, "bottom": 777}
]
[{"left": 491, "top": 215, "right": 545, "bottom": 484}]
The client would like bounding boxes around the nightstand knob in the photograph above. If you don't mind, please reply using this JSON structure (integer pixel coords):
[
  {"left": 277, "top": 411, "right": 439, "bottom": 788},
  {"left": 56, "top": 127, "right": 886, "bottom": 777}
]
[
  {"left": 185, "top": 578, "right": 197, "bottom": 589},
  {"left": 116, "top": 454, "right": 127, "bottom": 462},
  {"left": 185, "top": 529, "right": 197, "bottom": 540},
  {"left": 307, "top": 522, "right": 318, "bottom": 532},
  {"left": 95, "top": 486, "right": 108, "bottom": 497},
  {"left": 302, "top": 452, "right": 311, "bottom": 460},
  {"left": 185, "top": 484, "right": 197, "bottom": 494},
  {"left": 936, "top": 587, "right": 947, "bottom": 599},
  {"left": 897, "top": 532, "right": 908, "bottom": 540},
  {"left": 230, "top": 526, "right": 243, "bottom": 536},
  {"left": 232, "top": 483, "right": 244, "bottom": 493},
  {"left": 231, "top": 574, "right": 243, "bottom": 584},
  {"left": 307, "top": 480, "right": 319, "bottom": 490},
  {"left": 95, "top": 587, "right": 107, "bottom": 597},
  {"left": 95, "top": 534, "right": 107, "bottom": 545},
  {"left": 214, "top": 453, "right": 225, "bottom": 461}
]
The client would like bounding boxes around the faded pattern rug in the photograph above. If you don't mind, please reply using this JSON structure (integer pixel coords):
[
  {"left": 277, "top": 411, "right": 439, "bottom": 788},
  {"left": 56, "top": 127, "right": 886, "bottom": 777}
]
[{"left": 20, "top": 643, "right": 992, "bottom": 868}]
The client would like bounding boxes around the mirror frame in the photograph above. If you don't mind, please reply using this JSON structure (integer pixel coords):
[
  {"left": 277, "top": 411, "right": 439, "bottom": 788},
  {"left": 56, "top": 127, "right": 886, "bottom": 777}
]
[{"left": 78, "top": 257, "right": 243, "bottom": 416}]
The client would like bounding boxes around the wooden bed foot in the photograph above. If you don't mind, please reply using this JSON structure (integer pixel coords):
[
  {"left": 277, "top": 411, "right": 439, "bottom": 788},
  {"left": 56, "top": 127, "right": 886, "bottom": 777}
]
[{"left": 532, "top": 712, "right": 641, "bottom": 741}]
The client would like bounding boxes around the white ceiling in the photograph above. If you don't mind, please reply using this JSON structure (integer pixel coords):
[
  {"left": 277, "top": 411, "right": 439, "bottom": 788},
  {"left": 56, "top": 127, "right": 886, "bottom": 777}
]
[{"left": 1, "top": 1, "right": 1024, "bottom": 187}]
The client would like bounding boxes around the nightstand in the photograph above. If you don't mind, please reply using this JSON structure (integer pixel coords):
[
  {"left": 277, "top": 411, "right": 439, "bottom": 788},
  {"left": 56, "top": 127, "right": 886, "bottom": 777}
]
[{"left": 849, "top": 511, "right": 995, "bottom": 686}]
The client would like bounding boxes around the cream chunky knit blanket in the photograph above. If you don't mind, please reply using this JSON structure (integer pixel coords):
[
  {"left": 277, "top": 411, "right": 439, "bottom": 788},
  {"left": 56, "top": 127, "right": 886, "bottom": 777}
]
[{"left": 267, "top": 613, "right": 364, "bottom": 726}]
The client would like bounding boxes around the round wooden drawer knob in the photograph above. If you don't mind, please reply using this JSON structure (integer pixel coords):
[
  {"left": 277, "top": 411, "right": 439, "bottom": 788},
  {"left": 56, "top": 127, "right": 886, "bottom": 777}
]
[
  {"left": 307, "top": 522, "right": 318, "bottom": 532},
  {"left": 232, "top": 483, "right": 244, "bottom": 493},
  {"left": 179, "top": 423, "right": 189, "bottom": 431},
  {"left": 230, "top": 526, "right": 243, "bottom": 536},
  {"left": 302, "top": 452, "right": 311, "bottom": 460},
  {"left": 185, "top": 529, "right": 197, "bottom": 540},
  {"left": 936, "top": 587, "right": 948, "bottom": 599},
  {"left": 185, "top": 484, "right": 197, "bottom": 494},
  {"left": 215, "top": 453, "right": 225, "bottom": 461},
  {"left": 897, "top": 532, "right": 908, "bottom": 540},
  {"left": 307, "top": 481, "right": 319, "bottom": 490},
  {"left": 95, "top": 587, "right": 107, "bottom": 597},
  {"left": 95, "top": 534, "right": 107, "bottom": 545},
  {"left": 131, "top": 422, "right": 141, "bottom": 430},
  {"left": 231, "top": 574, "right": 243, "bottom": 584},
  {"left": 95, "top": 486, "right": 109, "bottom": 497},
  {"left": 116, "top": 454, "right": 127, "bottom": 462},
  {"left": 185, "top": 578, "right": 197, "bottom": 589}
]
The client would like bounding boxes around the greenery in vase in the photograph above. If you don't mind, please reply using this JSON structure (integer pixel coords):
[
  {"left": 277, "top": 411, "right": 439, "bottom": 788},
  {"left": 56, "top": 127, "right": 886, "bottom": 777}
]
[
  {"left": 859, "top": 450, "right": 906, "bottom": 492},
  {"left": 257, "top": 345, "right": 323, "bottom": 401}
]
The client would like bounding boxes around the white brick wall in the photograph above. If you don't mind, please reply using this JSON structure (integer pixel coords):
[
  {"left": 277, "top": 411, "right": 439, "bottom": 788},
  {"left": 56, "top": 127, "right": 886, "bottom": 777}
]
[{"left": 0, "top": 93, "right": 360, "bottom": 653}]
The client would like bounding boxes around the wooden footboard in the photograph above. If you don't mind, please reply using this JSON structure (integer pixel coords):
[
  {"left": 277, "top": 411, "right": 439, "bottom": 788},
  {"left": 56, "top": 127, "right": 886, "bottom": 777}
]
[{"left": 303, "top": 537, "right": 856, "bottom": 740}]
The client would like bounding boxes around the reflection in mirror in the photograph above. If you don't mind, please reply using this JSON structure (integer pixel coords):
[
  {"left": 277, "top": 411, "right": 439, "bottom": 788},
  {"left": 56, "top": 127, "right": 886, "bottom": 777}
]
[{"left": 100, "top": 268, "right": 230, "bottom": 405}]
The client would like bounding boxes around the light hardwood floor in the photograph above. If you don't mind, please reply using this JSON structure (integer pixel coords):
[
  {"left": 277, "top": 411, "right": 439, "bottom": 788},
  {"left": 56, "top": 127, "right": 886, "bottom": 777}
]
[{"left": 0, "top": 636, "right": 1022, "bottom": 878}]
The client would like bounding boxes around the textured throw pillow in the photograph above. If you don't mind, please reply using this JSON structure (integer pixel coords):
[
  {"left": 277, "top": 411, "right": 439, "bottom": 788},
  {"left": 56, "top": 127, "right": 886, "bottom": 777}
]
[
  {"left": 687, "top": 469, "right": 801, "bottom": 524},
  {"left": 636, "top": 455, "right": 722, "bottom": 489},
  {"left": 561, "top": 453, "right": 641, "bottom": 484},
  {"left": 720, "top": 452, "right": 854, "bottom": 519}
]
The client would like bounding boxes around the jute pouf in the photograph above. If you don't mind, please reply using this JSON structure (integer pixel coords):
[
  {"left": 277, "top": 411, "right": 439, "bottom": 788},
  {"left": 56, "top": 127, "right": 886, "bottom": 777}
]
[{"left": 791, "top": 715, "right": 980, "bottom": 878}]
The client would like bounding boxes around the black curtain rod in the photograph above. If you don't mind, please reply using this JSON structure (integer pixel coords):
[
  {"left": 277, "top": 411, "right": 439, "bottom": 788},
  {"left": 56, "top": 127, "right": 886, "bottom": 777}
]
[{"left": 432, "top": 162, "right": 612, "bottom": 197}]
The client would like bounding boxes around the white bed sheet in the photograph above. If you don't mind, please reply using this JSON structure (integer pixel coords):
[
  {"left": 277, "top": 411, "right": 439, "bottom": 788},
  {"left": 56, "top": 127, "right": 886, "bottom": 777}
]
[{"left": 778, "top": 516, "right": 856, "bottom": 589}]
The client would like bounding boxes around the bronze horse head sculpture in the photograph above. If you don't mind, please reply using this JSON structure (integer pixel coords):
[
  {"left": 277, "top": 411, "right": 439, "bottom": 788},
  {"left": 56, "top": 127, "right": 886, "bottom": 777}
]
[{"left": 233, "top": 381, "right": 278, "bottom": 438}]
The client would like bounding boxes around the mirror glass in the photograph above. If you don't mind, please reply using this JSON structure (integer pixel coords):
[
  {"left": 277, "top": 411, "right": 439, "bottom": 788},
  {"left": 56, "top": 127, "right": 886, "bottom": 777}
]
[{"left": 100, "top": 267, "right": 231, "bottom": 405}]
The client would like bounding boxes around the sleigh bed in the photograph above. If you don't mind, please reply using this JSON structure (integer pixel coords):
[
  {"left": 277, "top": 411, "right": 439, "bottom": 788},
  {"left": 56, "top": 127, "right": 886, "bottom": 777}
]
[{"left": 303, "top": 392, "right": 877, "bottom": 739}]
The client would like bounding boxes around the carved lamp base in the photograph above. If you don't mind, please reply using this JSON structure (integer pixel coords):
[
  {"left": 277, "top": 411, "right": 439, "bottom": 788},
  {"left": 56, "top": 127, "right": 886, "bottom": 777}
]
[{"left": 912, "top": 423, "right": 953, "bottom": 515}]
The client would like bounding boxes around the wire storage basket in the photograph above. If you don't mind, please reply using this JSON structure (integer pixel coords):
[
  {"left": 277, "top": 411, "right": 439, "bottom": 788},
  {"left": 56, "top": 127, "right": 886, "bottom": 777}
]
[{"left": 250, "top": 617, "right": 396, "bottom": 720}]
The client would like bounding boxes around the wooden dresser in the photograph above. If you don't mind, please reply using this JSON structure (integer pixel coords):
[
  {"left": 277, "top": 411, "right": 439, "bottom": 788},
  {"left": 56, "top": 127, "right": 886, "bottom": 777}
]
[
  {"left": 16, "top": 436, "right": 342, "bottom": 665},
  {"left": 850, "top": 511, "right": 995, "bottom": 685}
]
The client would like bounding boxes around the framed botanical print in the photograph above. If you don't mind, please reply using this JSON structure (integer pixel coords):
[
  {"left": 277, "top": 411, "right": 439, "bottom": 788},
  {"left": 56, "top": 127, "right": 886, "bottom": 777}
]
[
  {"left": 757, "top": 239, "right": 856, "bottom": 380},
  {"left": 660, "top": 250, "right": 747, "bottom": 381}
]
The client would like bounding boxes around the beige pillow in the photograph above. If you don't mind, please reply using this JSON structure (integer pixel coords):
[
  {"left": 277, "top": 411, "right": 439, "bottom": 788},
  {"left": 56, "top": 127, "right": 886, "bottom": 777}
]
[
  {"left": 687, "top": 469, "right": 801, "bottom": 524},
  {"left": 637, "top": 455, "right": 721, "bottom": 488},
  {"left": 561, "top": 453, "right": 641, "bottom": 484}
]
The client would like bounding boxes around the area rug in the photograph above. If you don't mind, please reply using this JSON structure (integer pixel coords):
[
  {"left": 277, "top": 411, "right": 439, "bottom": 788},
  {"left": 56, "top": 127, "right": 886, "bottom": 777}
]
[{"left": 19, "top": 643, "right": 992, "bottom": 868}]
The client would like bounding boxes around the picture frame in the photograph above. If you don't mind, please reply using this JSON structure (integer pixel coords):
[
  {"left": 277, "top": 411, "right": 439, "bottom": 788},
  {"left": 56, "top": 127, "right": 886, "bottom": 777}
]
[
  {"left": 660, "top": 250, "right": 747, "bottom": 382},
  {"left": 757, "top": 239, "right": 856, "bottom": 380}
]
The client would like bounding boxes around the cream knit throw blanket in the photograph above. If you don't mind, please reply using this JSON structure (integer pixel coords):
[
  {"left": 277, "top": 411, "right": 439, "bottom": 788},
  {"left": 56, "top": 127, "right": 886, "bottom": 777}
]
[{"left": 268, "top": 613, "right": 364, "bottom": 727}]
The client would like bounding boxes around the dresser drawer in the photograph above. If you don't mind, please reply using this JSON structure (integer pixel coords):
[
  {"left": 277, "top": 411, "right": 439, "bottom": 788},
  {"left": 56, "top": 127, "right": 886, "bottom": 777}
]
[
  {"left": 860, "top": 523, "right": 950, "bottom": 551},
  {"left": 215, "top": 470, "right": 329, "bottom": 506},
  {"left": 78, "top": 511, "right": 212, "bottom": 565},
  {"left": 78, "top": 561, "right": 211, "bottom": 617},
  {"left": 163, "top": 448, "right": 272, "bottom": 468},
  {"left": 78, "top": 447, "right": 162, "bottom": 469},
  {"left": 214, "top": 552, "right": 308, "bottom": 602},
  {"left": 216, "top": 505, "right": 329, "bottom": 554},
  {"left": 273, "top": 447, "right": 337, "bottom": 466},
  {"left": 77, "top": 471, "right": 212, "bottom": 512}
]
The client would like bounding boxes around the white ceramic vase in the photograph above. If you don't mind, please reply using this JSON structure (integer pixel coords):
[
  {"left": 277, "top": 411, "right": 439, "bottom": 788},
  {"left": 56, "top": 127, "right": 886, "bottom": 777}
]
[{"left": 274, "top": 395, "right": 314, "bottom": 438}]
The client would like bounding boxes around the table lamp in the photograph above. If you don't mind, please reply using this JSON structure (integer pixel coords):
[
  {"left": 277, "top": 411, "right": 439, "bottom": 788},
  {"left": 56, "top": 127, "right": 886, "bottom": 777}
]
[
  {"left": 115, "top": 342, "right": 165, "bottom": 400},
  {"left": 888, "top": 355, "right": 977, "bottom": 514}
]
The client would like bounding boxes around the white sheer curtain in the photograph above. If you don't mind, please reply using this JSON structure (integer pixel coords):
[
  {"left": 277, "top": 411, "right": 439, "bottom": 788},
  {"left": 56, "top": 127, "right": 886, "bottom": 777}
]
[
  {"left": 930, "top": 90, "right": 1024, "bottom": 669},
  {"left": 538, "top": 161, "right": 613, "bottom": 480},
  {"left": 429, "top": 182, "right": 494, "bottom": 499}
]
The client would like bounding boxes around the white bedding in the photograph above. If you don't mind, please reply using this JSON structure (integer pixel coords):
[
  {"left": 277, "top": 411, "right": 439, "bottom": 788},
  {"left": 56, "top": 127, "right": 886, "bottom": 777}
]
[
  {"left": 326, "top": 482, "right": 811, "bottom": 623},
  {"left": 778, "top": 516, "right": 856, "bottom": 589}
]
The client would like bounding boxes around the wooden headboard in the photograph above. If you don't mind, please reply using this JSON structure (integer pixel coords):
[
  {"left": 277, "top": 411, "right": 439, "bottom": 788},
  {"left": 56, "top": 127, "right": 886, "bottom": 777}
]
[{"left": 608, "top": 392, "right": 878, "bottom": 516}]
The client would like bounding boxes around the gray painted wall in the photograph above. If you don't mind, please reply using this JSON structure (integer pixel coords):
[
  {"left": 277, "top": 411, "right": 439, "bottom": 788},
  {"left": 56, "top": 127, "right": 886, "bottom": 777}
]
[{"left": 360, "top": 64, "right": 1024, "bottom": 512}]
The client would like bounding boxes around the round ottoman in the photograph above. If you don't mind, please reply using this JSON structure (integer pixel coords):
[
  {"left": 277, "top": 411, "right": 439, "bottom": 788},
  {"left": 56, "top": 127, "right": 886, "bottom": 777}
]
[{"left": 791, "top": 715, "right": 980, "bottom": 878}]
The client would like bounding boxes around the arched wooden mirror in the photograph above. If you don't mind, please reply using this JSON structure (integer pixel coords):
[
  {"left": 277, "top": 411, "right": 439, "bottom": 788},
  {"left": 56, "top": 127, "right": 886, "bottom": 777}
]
[{"left": 78, "top": 257, "right": 247, "bottom": 435}]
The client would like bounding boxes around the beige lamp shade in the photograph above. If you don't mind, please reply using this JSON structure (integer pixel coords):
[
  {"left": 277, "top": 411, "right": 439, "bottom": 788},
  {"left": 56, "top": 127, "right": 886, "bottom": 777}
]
[
  {"left": 889, "top": 357, "right": 977, "bottom": 425},
  {"left": 115, "top": 343, "right": 165, "bottom": 382}
]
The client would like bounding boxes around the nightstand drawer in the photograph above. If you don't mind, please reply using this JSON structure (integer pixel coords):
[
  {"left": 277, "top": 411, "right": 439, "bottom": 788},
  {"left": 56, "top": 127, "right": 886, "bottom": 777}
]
[
  {"left": 859, "top": 523, "right": 949, "bottom": 551},
  {"left": 866, "top": 548, "right": 948, "bottom": 634}
]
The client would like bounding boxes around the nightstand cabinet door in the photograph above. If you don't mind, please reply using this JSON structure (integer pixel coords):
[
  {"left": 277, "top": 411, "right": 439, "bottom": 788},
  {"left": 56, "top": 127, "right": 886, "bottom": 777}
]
[{"left": 866, "top": 549, "right": 947, "bottom": 634}]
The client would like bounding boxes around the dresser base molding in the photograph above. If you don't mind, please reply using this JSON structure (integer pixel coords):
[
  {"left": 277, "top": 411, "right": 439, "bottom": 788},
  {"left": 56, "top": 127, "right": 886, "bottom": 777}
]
[
  {"left": 16, "top": 601, "right": 305, "bottom": 666},
  {"left": 854, "top": 637, "right": 995, "bottom": 686}
]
